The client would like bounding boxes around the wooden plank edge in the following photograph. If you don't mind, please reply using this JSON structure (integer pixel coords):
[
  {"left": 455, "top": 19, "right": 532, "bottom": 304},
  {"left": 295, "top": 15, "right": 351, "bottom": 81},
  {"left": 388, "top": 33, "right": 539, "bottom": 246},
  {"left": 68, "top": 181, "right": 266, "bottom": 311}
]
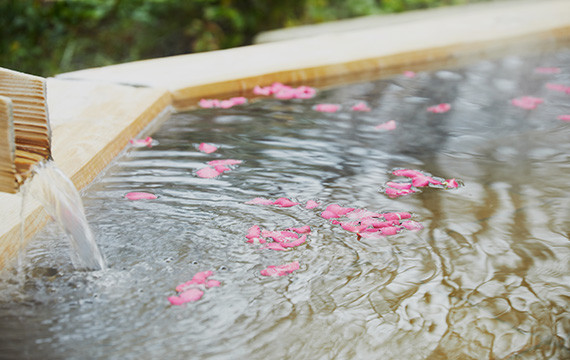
[{"left": 171, "top": 25, "right": 570, "bottom": 111}]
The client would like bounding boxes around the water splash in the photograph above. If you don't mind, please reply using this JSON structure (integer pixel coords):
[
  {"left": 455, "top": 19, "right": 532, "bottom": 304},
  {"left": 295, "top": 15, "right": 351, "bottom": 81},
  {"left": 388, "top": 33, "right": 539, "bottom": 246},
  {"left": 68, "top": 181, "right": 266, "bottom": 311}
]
[{"left": 24, "top": 161, "right": 105, "bottom": 270}]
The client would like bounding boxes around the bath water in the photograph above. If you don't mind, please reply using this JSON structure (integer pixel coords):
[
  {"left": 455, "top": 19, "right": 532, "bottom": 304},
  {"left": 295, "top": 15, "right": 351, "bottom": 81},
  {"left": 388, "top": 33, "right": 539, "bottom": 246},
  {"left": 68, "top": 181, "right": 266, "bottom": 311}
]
[{"left": 0, "top": 49, "right": 569, "bottom": 359}]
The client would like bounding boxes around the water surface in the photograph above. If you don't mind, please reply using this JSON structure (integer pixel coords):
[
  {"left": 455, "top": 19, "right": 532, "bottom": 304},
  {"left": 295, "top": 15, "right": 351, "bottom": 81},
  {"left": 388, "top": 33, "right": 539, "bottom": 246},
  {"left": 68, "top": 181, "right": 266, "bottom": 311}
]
[{"left": 1, "top": 50, "right": 569, "bottom": 359}]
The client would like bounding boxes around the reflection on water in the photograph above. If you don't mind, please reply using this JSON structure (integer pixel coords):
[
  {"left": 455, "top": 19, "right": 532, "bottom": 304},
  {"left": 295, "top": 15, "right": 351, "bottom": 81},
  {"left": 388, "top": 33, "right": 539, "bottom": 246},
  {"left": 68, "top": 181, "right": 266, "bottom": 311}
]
[{"left": 1, "top": 49, "right": 570, "bottom": 359}]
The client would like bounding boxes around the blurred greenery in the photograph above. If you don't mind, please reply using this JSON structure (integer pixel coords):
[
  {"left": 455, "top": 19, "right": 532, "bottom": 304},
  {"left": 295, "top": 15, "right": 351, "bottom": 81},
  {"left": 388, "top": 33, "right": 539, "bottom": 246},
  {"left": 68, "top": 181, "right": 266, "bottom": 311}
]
[{"left": 0, "top": 0, "right": 489, "bottom": 77}]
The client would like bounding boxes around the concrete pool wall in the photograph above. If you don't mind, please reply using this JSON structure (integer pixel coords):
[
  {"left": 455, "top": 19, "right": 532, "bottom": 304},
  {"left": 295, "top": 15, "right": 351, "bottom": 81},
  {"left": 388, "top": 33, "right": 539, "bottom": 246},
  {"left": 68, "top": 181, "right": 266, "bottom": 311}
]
[{"left": 1, "top": 0, "right": 569, "bottom": 269}]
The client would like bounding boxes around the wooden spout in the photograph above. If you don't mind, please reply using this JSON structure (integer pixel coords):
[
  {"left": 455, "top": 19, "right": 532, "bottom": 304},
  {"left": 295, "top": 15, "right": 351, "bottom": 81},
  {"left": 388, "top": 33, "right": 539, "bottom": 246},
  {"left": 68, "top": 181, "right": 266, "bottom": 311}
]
[{"left": 0, "top": 68, "right": 51, "bottom": 193}]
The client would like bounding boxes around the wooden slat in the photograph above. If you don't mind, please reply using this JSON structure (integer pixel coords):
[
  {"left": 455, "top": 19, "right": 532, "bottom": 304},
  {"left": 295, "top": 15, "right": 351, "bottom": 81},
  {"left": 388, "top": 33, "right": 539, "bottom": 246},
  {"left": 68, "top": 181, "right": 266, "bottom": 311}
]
[{"left": 0, "top": 96, "right": 17, "bottom": 194}]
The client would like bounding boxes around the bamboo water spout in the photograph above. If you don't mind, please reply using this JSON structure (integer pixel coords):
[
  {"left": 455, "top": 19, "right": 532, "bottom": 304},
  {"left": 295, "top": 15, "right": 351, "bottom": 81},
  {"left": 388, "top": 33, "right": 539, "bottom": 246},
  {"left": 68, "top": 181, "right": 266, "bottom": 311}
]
[{"left": 0, "top": 68, "right": 51, "bottom": 193}]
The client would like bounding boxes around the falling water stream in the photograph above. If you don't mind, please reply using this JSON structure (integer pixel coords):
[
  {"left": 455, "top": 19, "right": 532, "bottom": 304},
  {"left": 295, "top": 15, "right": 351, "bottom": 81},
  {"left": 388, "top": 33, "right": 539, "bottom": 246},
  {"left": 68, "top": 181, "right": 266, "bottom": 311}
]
[{"left": 0, "top": 49, "right": 569, "bottom": 359}]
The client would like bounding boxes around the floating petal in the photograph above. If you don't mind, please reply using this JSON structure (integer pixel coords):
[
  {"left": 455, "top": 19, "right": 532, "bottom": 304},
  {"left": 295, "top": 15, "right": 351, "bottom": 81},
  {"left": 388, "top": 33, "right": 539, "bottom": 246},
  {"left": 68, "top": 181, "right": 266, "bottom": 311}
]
[
  {"left": 246, "top": 225, "right": 261, "bottom": 239},
  {"left": 129, "top": 137, "right": 154, "bottom": 148},
  {"left": 557, "top": 115, "right": 570, "bottom": 122},
  {"left": 351, "top": 102, "right": 371, "bottom": 112},
  {"left": 196, "top": 167, "right": 221, "bottom": 178},
  {"left": 207, "top": 159, "right": 243, "bottom": 166},
  {"left": 245, "top": 197, "right": 274, "bottom": 205},
  {"left": 305, "top": 200, "right": 320, "bottom": 209},
  {"left": 125, "top": 192, "right": 157, "bottom": 200},
  {"left": 314, "top": 103, "right": 340, "bottom": 113},
  {"left": 288, "top": 226, "right": 311, "bottom": 234},
  {"left": 168, "top": 288, "right": 204, "bottom": 305},
  {"left": 198, "top": 143, "right": 218, "bottom": 154},
  {"left": 401, "top": 221, "right": 423, "bottom": 231},
  {"left": 426, "top": 103, "right": 451, "bottom": 113},
  {"left": 273, "top": 197, "right": 300, "bottom": 207},
  {"left": 260, "top": 261, "right": 300, "bottom": 276},
  {"left": 375, "top": 120, "right": 396, "bottom": 130}
]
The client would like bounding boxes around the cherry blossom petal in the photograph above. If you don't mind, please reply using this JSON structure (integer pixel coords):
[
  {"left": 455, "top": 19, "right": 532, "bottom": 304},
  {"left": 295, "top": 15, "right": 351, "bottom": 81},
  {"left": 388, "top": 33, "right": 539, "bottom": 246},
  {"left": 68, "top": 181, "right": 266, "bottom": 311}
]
[
  {"left": 325, "top": 204, "right": 355, "bottom": 216},
  {"left": 205, "top": 280, "right": 221, "bottom": 288},
  {"left": 280, "top": 235, "right": 307, "bottom": 248},
  {"left": 380, "top": 226, "right": 400, "bottom": 236},
  {"left": 385, "top": 187, "right": 416, "bottom": 197},
  {"left": 125, "top": 192, "right": 157, "bottom": 200},
  {"left": 346, "top": 209, "right": 382, "bottom": 220},
  {"left": 446, "top": 178, "right": 459, "bottom": 188},
  {"left": 230, "top": 97, "right": 247, "bottom": 105},
  {"left": 288, "top": 226, "right": 311, "bottom": 234},
  {"left": 340, "top": 222, "right": 368, "bottom": 233},
  {"left": 511, "top": 96, "right": 544, "bottom": 110},
  {"left": 351, "top": 102, "right": 371, "bottom": 112},
  {"left": 383, "top": 212, "right": 412, "bottom": 221},
  {"left": 214, "top": 165, "right": 230, "bottom": 174},
  {"left": 557, "top": 115, "right": 570, "bottom": 122},
  {"left": 412, "top": 174, "right": 442, "bottom": 187},
  {"left": 168, "top": 288, "right": 204, "bottom": 305},
  {"left": 305, "top": 200, "right": 320, "bottom": 209},
  {"left": 196, "top": 167, "right": 221, "bottom": 178},
  {"left": 253, "top": 85, "right": 272, "bottom": 96},
  {"left": 546, "top": 83, "right": 569, "bottom": 92},
  {"left": 294, "top": 86, "right": 317, "bottom": 99},
  {"left": 207, "top": 159, "right": 243, "bottom": 166},
  {"left": 275, "top": 88, "right": 296, "bottom": 100},
  {"left": 245, "top": 197, "right": 275, "bottom": 205},
  {"left": 273, "top": 197, "right": 300, "bottom": 207},
  {"left": 403, "top": 71, "right": 416, "bottom": 78},
  {"left": 129, "top": 137, "right": 154, "bottom": 148},
  {"left": 264, "top": 242, "right": 287, "bottom": 251},
  {"left": 375, "top": 120, "right": 396, "bottom": 131},
  {"left": 401, "top": 220, "right": 424, "bottom": 231},
  {"left": 175, "top": 271, "right": 214, "bottom": 292},
  {"left": 426, "top": 103, "right": 451, "bottom": 113},
  {"left": 535, "top": 67, "right": 561, "bottom": 74},
  {"left": 321, "top": 210, "right": 339, "bottom": 219},
  {"left": 386, "top": 181, "right": 412, "bottom": 190},
  {"left": 198, "top": 143, "right": 218, "bottom": 154},
  {"left": 260, "top": 261, "right": 300, "bottom": 276},
  {"left": 392, "top": 169, "right": 423, "bottom": 178},
  {"left": 198, "top": 99, "right": 218, "bottom": 108},
  {"left": 314, "top": 103, "right": 341, "bottom": 113},
  {"left": 246, "top": 225, "right": 261, "bottom": 239}
]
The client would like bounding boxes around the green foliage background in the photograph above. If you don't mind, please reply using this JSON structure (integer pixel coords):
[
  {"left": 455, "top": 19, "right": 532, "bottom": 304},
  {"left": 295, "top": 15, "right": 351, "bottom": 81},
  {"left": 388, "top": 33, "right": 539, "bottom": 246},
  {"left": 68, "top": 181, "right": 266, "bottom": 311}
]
[{"left": 1, "top": 0, "right": 488, "bottom": 77}]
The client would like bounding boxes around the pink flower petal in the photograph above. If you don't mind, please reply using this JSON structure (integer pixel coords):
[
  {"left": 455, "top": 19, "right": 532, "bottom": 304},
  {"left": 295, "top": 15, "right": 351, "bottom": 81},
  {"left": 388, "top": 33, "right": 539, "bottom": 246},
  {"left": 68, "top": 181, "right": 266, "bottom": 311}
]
[
  {"left": 403, "top": 71, "right": 416, "bottom": 78},
  {"left": 220, "top": 100, "right": 235, "bottom": 109},
  {"left": 246, "top": 225, "right": 261, "bottom": 239},
  {"left": 260, "top": 261, "right": 300, "bottom": 276},
  {"left": 401, "top": 220, "right": 423, "bottom": 231},
  {"left": 546, "top": 83, "right": 569, "bottom": 92},
  {"left": 264, "top": 242, "right": 287, "bottom": 251},
  {"left": 375, "top": 120, "right": 397, "bottom": 131},
  {"left": 340, "top": 222, "right": 368, "bottom": 233},
  {"left": 245, "top": 197, "right": 275, "bottom": 205},
  {"left": 557, "top": 115, "right": 570, "bottom": 122},
  {"left": 198, "top": 143, "right": 218, "bottom": 154},
  {"left": 273, "top": 197, "right": 300, "bottom": 208},
  {"left": 386, "top": 181, "right": 412, "bottom": 190},
  {"left": 363, "top": 219, "right": 399, "bottom": 228},
  {"left": 207, "top": 159, "right": 243, "bottom": 166},
  {"left": 346, "top": 209, "right": 382, "bottom": 220},
  {"left": 305, "top": 200, "right": 320, "bottom": 209},
  {"left": 351, "top": 102, "right": 371, "bottom": 112},
  {"left": 392, "top": 169, "right": 423, "bottom": 178},
  {"left": 125, "top": 192, "right": 157, "bottom": 200},
  {"left": 427, "top": 103, "right": 451, "bottom": 113},
  {"left": 214, "top": 165, "right": 230, "bottom": 174},
  {"left": 199, "top": 99, "right": 219, "bottom": 108},
  {"left": 274, "top": 88, "right": 296, "bottom": 100},
  {"left": 205, "top": 280, "right": 221, "bottom": 288},
  {"left": 168, "top": 288, "right": 204, "bottom": 305},
  {"left": 385, "top": 187, "right": 416, "bottom": 198},
  {"left": 293, "top": 86, "right": 317, "bottom": 99},
  {"left": 288, "top": 226, "right": 311, "bottom": 234},
  {"left": 280, "top": 234, "right": 307, "bottom": 248},
  {"left": 230, "top": 97, "right": 247, "bottom": 105},
  {"left": 129, "top": 136, "right": 154, "bottom": 148},
  {"left": 314, "top": 103, "right": 341, "bottom": 113},
  {"left": 412, "top": 174, "right": 442, "bottom": 187},
  {"left": 446, "top": 178, "right": 459, "bottom": 188},
  {"left": 511, "top": 96, "right": 544, "bottom": 110},
  {"left": 175, "top": 271, "right": 214, "bottom": 291},
  {"left": 321, "top": 210, "right": 338, "bottom": 219},
  {"left": 325, "top": 204, "right": 355, "bottom": 216},
  {"left": 535, "top": 67, "right": 561, "bottom": 74},
  {"left": 196, "top": 167, "right": 221, "bottom": 178},
  {"left": 253, "top": 85, "right": 272, "bottom": 96},
  {"left": 383, "top": 212, "right": 411, "bottom": 221},
  {"left": 380, "top": 226, "right": 400, "bottom": 236},
  {"left": 270, "top": 82, "right": 289, "bottom": 93}
]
